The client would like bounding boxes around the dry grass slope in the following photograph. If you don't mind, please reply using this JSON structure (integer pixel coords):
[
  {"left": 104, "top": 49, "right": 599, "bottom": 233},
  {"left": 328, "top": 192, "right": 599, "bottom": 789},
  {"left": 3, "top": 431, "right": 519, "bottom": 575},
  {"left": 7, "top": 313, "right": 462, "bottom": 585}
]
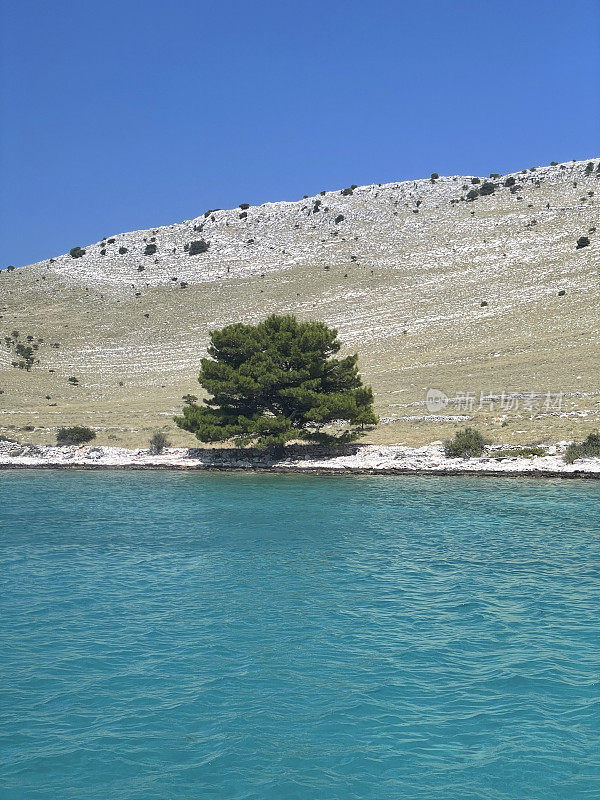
[{"left": 1, "top": 159, "right": 598, "bottom": 447}]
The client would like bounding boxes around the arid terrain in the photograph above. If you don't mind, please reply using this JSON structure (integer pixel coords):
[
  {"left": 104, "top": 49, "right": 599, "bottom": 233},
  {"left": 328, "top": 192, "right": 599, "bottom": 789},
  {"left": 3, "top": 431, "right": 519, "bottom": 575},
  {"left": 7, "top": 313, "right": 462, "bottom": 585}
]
[{"left": 1, "top": 158, "right": 598, "bottom": 448}]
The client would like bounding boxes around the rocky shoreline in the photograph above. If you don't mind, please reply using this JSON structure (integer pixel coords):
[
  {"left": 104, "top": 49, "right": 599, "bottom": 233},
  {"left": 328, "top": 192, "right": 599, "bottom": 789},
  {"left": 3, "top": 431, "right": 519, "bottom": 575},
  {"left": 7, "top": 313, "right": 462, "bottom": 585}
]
[{"left": 1, "top": 441, "right": 599, "bottom": 478}]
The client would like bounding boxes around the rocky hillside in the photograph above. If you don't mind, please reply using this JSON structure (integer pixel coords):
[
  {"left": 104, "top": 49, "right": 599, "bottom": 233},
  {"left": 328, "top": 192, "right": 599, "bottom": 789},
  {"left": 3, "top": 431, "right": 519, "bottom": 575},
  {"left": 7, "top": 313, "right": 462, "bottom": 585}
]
[{"left": 1, "top": 158, "right": 598, "bottom": 447}]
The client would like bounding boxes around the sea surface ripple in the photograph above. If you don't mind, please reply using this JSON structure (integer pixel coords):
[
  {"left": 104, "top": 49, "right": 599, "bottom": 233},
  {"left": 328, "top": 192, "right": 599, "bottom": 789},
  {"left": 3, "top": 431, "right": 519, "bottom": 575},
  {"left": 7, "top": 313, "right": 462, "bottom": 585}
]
[{"left": 1, "top": 471, "right": 599, "bottom": 799}]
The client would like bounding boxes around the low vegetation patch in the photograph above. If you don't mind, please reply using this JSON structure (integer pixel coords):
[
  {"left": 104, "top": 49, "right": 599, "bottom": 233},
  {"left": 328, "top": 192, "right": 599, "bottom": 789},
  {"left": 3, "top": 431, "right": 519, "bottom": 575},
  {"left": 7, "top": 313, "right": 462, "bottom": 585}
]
[
  {"left": 56, "top": 426, "right": 96, "bottom": 445},
  {"left": 69, "top": 247, "right": 86, "bottom": 258},
  {"left": 564, "top": 433, "right": 600, "bottom": 463},
  {"left": 3, "top": 331, "right": 42, "bottom": 370},
  {"left": 490, "top": 446, "right": 546, "bottom": 460}
]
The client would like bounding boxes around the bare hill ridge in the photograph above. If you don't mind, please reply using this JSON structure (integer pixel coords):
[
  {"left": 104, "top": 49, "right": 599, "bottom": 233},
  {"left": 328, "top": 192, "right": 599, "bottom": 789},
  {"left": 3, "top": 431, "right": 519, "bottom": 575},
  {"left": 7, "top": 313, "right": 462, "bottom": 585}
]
[{"left": 1, "top": 159, "right": 598, "bottom": 447}]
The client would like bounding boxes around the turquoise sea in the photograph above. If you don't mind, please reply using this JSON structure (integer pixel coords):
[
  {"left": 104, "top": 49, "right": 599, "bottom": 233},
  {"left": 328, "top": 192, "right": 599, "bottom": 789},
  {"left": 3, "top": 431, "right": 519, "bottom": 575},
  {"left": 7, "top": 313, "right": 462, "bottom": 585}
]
[{"left": 1, "top": 471, "right": 599, "bottom": 799}]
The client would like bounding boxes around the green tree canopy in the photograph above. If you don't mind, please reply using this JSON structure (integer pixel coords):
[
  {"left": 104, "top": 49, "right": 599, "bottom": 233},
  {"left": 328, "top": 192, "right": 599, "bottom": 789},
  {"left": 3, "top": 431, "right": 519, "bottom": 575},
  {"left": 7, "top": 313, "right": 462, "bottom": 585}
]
[{"left": 175, "top": 314, "right": 377, "bottom": 450}]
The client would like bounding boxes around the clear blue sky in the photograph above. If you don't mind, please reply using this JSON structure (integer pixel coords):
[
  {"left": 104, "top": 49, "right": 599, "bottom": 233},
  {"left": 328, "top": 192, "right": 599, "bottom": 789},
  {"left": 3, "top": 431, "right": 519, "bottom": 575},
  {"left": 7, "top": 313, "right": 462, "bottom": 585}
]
[{"left": 1, "top": 0, "right": 599, "bottom": 268}]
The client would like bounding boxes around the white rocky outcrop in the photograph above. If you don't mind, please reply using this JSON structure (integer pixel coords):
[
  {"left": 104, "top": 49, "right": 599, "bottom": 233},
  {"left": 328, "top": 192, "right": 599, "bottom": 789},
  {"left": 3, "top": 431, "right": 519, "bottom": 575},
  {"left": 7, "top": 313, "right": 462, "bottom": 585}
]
[{"left": 1, "top": 441, "right": 598, "bottom": 477}]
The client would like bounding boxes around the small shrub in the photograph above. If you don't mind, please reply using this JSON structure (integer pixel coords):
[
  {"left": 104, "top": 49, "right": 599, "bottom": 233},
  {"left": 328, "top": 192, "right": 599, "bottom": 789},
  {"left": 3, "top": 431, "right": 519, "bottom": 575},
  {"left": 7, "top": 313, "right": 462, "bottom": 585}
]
[
  {"left": 558, "top": 289, "right": 566, "bottom": 296},
  {"left": 182, "top": 394, "right": 198, "bottom": 405},
  {"left": 585, "top": 162, "right": 594, "bottom": 174},
  {"left": 149, "top": 430, "right": 171, "bottom": 454},
  {"left": 144, "top": 244, "right": 157, "bottom": 256},
  {"left": 576, "top": 236, "right": 590, "bottom": 249},
  {"left": 340, "top": 185, "right": 356, "bottom": 196},
  {"left": 471, "top": 177, "right": 480, "bottom": 184},
  {"left": 239, "top": 203, "right": 250, "bottom": 210},
  {"left": 119, "top": 246, "right": 128, "bottom": 254},
  {"left": 69, "top": 247, "right": 86, "bottom": 258},
  {"left": 6, "top": 265, "right": 15, "bottom": 272},
  {"left": 334, "top": 214, "right": 345, "bottom": 224},
  {"left": 430, "top": 172, "right": 439, "bottom": 180},
  {"left": 504, "top": 176, "right": 516, "bottom": 187},
  {"left": 564, "top": 432, "right": 600, "bottom": 463},
  {"left": 68, "top": 376, "right": 79, "bottom": 386},
  {"left": 466, "top": 188, "right": 479, "bottom": 201},
  {"left": 444, "top": 428, "right": 487, "bottom": 459},
  {"left": 56, "top": 426, "right": 96, "bottom": 446},
  {"left": 479, "top": 181, "right": 496, "bottom": 196},
  {"left": 188, "top": 239, "right": 210, "bottom": 255}
]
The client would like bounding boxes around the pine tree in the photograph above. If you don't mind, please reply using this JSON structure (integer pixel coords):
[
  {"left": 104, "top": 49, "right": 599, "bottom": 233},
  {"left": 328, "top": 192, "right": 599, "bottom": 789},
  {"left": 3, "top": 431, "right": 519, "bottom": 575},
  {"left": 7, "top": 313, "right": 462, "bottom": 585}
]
[{"left": 175, "top": 314, "right": 377, "bottom": 450}]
